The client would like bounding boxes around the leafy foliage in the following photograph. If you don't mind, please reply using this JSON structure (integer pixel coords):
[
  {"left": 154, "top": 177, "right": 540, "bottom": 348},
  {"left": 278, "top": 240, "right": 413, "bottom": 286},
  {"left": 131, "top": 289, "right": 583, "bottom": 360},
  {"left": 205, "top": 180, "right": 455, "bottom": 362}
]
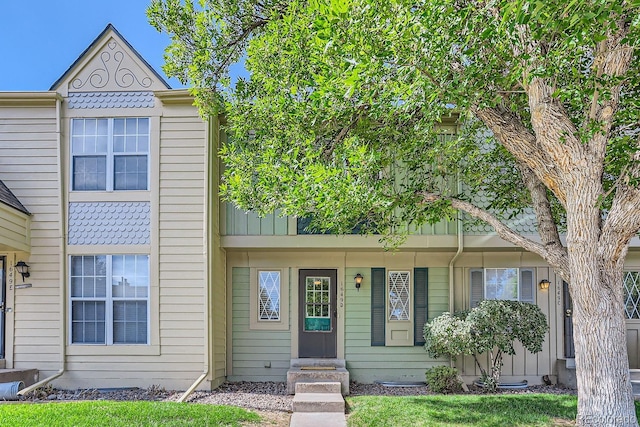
[
  {"left": 149, "top": 0, "right": 640, "bottom": 419},
  {"left": 148, "top": 1, "right": 640, "bottom": 240},
  {"left": 424, "top": 301, "right": 548, "bottom": 392},
  {"left": 425, "top": 365, "right": 464, "bottom": 394}
]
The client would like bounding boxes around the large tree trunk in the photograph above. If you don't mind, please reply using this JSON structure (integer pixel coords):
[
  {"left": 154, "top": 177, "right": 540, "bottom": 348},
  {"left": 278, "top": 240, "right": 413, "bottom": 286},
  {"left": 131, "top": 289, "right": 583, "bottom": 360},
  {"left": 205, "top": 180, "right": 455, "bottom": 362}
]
[{"left": 566, "top": 184, "right": 638, "bottom": 426}]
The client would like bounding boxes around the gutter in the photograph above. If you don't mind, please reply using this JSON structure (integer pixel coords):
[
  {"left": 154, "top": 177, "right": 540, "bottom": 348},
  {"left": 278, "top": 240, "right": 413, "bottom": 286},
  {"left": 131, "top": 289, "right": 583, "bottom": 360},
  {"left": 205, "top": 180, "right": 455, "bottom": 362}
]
[
  {"left": 19, "top": 96, "right": 66, "bottom": 395},
  {"left": 176, "top": 116, "right": 215, "bottom": 403}
]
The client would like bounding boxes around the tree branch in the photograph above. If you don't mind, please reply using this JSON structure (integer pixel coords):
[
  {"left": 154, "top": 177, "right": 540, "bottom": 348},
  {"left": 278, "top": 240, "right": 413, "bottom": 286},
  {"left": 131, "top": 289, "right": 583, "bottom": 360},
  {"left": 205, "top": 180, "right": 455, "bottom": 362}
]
[
  {"left": 420, "top": 192, "right": 570, "bottom": 280},
  {"left": 517, "top": 163, "right": 569, "bottom": 276},
  {"left": 475, "top": 106, "right": 568, "bottom": 206},
  {"left": 599, "top": 190, "right": 640, "bottom": 267}
]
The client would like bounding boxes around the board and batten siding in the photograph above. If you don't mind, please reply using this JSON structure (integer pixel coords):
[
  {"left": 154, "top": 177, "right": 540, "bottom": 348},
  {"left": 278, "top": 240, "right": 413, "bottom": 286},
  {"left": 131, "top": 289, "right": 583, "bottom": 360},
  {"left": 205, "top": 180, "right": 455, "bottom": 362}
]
[
  {"left": 228, "top": 267, "right": 291, "bottom": 381},
  {"left": 452, "top": 262, "right": 558, "bottom": 383},
  {"left": 224, "top": 206, "right": 288, "bottom": 236},
  {"left": 0, "top": 98, "right": 62, "bottom": 373},
  {"left": 344, "top": 267, "right": 449, "bottom": 383}
]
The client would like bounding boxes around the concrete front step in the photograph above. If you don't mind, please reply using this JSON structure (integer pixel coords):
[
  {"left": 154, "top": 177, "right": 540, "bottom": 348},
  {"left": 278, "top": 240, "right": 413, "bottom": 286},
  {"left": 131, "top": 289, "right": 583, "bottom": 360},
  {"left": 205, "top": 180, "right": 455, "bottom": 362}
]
[
  {"left": 292, "top": 392, "right": 345, "bottom": 413},
  {"left": 0, "top": 369, "right": 38, "bottom": 387},
  {"left": 632, "top": 381, "right": 640, "bottom": 396},
  {"left": 287, "top": 368, "right": 349, "bottom": 395},
  {"left": 290, "top": 358, "right": 346, "bottom": 369},
  {"left": 630, "top": 369, "right": 640, "bottom": 381},
  {"left": 295, "top": 381, "right": 341, "bottom": 394},
  {"left": 290, "top": 412, "right": 347, "bottom": 427}
]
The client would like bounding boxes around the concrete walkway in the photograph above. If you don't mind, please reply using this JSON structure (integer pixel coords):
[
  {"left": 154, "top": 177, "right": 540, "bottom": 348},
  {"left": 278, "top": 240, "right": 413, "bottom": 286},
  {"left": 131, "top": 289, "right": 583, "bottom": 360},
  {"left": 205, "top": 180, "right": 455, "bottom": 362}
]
[
  {"left": 290, "top": 412, "right": 347, "bottom": 427},
  {"left": 289, "top": 381, "right": 347, "bottom": 427}
]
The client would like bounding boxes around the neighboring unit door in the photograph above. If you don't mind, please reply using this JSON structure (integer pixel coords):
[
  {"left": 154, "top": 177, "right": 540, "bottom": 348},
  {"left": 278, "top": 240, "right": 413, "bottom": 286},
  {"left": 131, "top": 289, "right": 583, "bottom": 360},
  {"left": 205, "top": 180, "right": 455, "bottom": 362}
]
[
  {"left": 299, "top": 269, "right": 337, "bottom": 358},
  {"left": 563, "top": 281, "right": 575, "bottom": 358},
  {"left": 0, "top": 257, "right": 5, "bottom": 359}
]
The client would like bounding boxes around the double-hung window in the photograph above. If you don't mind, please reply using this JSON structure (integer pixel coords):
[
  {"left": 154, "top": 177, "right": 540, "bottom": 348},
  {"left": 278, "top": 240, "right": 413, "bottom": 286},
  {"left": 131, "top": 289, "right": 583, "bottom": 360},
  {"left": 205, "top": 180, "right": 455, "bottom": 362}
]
[
  {"left": 71, "top": 118, "right": 149, "bottom": 191},
  {"left": 70, "top": 254, "right": 149, "bottom": 345},
  {"left": 470, "top": 268, "right": 535, "bottom": 307}
]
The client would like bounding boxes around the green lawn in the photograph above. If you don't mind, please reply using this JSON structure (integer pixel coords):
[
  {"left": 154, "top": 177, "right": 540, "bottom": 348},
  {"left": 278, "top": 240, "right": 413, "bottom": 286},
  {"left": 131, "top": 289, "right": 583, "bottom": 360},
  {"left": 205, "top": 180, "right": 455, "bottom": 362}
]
[
  {"left": 346, "top": 394, "right": 640, "bottom": 426},
  {"left": 0, "top": 400, "right": 261, "bottom": 427}
]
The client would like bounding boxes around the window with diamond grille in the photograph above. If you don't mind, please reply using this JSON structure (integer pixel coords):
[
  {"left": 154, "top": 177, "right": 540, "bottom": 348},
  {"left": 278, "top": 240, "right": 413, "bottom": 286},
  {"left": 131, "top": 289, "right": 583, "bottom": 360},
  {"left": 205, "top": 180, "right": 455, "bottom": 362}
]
[
  {"left": 388, "top": 271, "right": 410, "bottom": 321},
  {"left": 624, "top": 271, "right": 640, "bottom": 319},
  {"left": 258, "top": 271, "right": 281, "bottom": 321}
]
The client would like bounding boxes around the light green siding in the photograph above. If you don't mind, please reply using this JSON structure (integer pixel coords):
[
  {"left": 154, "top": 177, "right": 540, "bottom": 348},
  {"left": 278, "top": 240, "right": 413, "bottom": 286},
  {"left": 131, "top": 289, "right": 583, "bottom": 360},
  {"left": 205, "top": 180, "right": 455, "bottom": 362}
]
[
  {"left": 344, "top": 267, "right": 449, "bottom": 383},
  {"left": 229, "top": 267, "right": 291, "bottom": 381},
  {"left": 224, "top": 205, "right": 288, "bottom": 235},
  {"left": 428, "top": 268, "right": 449, "bottom": 321}
]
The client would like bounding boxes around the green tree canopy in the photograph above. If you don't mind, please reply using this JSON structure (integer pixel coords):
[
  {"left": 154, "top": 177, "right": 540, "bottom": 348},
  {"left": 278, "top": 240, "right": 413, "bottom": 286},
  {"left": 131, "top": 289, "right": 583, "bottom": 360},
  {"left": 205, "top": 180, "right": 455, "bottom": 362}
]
[{"left": 149, "top": 1, "right": 640, "bottom": 424}]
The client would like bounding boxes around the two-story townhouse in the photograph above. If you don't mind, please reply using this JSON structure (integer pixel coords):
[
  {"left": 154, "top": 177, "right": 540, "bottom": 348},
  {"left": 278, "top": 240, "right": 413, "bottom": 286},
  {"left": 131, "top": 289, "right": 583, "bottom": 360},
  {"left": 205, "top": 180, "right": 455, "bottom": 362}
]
[
  {"left": 1, "top": 24, "right": 640, "bottom": 395},
  {"left": 0, "top": 24, "right": 225, "bottom": 393}
]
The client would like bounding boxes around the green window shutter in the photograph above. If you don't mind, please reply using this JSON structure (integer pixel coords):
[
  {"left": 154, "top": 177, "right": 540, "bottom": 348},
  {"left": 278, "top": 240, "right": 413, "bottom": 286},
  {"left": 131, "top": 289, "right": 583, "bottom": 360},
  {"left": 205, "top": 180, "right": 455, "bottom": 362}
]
[
  {"left": 371, "top": 267, "right": 386, "bottom": 346},
  {"left": 520, "top": 268, "right": 535, "bottom": 303},
  {"left": 414, "top": 268, "right": 428, "bottom": 346},
  {"left": 470, "top": 268, "right": 484, "bottom": 308}
]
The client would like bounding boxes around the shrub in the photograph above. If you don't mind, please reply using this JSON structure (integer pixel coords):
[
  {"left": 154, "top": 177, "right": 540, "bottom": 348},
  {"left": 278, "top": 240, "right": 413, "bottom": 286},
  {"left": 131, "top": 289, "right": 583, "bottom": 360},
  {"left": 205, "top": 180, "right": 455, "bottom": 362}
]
[
  {"left": 423, "top": 300, "right": 548, "bottom": 392},
  {"left": 426, "top": 366, "right": 463, "bottom": 394}
]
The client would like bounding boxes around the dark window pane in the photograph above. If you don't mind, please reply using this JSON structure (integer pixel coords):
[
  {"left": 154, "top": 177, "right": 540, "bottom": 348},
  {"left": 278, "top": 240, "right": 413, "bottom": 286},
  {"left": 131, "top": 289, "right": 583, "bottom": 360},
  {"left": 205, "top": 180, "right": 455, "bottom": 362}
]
[
  {"left": 73, "top": 156, "right": 106, "bottom": 191},
  {"left": 114, "top": 155, "right": 147, "bottom": 190}
]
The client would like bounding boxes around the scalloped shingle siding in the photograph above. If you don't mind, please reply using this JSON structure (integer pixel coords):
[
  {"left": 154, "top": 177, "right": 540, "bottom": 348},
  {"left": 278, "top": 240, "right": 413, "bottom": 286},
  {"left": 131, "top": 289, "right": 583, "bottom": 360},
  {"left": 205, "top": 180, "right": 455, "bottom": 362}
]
[
  {"left": 67, "top": 92, "right": 155, "bottom": 109},
  {"left": 68, "top": 202, "right": 150, "bottom": 245}
]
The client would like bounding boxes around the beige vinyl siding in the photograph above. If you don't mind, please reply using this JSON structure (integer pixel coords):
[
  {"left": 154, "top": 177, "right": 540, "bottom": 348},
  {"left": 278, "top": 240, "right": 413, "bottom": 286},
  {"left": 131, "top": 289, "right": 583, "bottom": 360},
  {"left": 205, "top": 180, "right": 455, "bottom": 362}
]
[
  {"left": 56, "top": 102, "right": 210, "bottom": 389},
  {"left": 344, "top": 267, "right": 448, "bottom": 383},
  {"left": 0, "top": 205, "right": 30, "bottom": 252},
  {"left": 0, "top": 100, "right": 62, "bottom": 372},
  {"left": 209, "top": 116, "right": 227, "bottom": 387},
  {"left": 157, "top": 105, "right": 207, "bottom": 386},
  {"left": 228, "top": 267, "right": 291, "bottom": 381}
]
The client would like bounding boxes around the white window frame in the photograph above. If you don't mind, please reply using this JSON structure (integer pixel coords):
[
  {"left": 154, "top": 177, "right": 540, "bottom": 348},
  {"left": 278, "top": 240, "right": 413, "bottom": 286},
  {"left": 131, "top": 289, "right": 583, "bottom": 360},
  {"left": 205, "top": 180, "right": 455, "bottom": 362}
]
[
  {"left": 624, "top": 271, "right": 640, "bottom": 319},
  {"left": 484, "top": 267, "right": 519, "bottom": 301},
  {"left": 258, "top": 270, "right": 281, "bottom": 321},
  {"left": 249, "top": 268, "right": 290, "bottom": 330},
  {"left": 70, "top": 117, "right": 150, "bottom": 192},
  {"left": 69, "top": 254, "right": 150, "bottom": 345},
  {"left": 388, "top": 270, "right": 411, "bottom": 321}
]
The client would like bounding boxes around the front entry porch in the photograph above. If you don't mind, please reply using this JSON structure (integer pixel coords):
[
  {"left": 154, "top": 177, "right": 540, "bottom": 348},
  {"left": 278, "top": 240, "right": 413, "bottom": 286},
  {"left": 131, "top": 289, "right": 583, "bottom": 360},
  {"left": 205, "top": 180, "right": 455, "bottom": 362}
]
[{"left": 286, "top": 358, "right": 349, "bottom": 395}]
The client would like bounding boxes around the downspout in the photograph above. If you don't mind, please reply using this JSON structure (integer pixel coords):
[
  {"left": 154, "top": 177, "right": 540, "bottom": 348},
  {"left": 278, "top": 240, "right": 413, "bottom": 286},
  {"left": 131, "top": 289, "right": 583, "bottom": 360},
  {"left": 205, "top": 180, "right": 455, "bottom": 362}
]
[
  {"left": 448, "top": 150, "right": 464, "bottom": 315},
  {"left": 177, "top": 114, "right": 214, "bottom": 403},
  {"left": 19, "top": 95, "right": 65, "bottom": 395},
  {"left": 449, "top": 128, "right": 469, "bottom": 391}
]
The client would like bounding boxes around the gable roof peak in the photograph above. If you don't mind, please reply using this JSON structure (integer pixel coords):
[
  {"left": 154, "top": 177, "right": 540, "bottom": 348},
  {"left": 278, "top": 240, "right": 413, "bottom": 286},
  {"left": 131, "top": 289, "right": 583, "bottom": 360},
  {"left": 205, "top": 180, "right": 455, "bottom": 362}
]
[{"left": 50, "top": 23, "right": 170, "bottom": 93}]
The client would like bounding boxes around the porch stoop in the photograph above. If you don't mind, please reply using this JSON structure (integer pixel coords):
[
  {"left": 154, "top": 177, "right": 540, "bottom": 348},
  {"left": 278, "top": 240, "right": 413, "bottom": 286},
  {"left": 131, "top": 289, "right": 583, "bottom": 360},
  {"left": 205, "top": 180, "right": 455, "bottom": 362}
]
[
  {"left": 290, "top": 382, "right": 347, "bottom": 427},
  {"left": 0, "top": 368, "right": 38, "bottom": 387},
  {"left": 286, "top": 359, "right": 349, "bottom": 395}
]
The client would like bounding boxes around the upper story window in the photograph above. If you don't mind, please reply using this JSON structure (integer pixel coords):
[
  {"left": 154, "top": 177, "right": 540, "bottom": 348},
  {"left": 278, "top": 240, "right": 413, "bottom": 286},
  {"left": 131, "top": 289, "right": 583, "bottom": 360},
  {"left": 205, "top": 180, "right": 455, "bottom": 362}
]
[{"left": 71, "top": 118, "right": 149, "bottom": 191}]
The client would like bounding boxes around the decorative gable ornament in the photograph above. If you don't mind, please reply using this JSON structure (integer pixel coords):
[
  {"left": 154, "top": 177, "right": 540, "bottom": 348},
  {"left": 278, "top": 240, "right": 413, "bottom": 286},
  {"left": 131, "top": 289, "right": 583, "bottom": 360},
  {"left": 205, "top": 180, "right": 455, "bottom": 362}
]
[
  {"left": 50, "top": 24, "right": 170, "bottom": 95},
  {"left": 70, "top": 37, "right": 153, "bottom": 91}
]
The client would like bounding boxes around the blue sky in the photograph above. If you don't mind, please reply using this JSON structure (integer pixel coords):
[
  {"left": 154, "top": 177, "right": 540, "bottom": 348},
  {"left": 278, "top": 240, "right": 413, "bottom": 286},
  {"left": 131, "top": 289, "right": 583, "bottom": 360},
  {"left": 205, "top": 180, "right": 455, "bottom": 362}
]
[{"left": 0, "top": 0, "right": 185, "bottom": 91}]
